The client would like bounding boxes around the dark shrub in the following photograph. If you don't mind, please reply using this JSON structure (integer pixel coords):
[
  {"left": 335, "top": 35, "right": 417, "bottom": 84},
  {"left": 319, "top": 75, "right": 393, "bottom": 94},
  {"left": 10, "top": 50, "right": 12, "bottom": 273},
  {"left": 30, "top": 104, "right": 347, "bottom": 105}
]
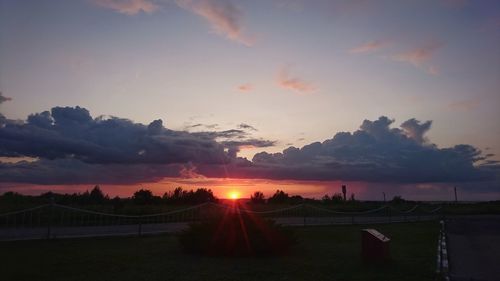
[{"left": 179, "top": 210, "right": 296, "bottom": 256}]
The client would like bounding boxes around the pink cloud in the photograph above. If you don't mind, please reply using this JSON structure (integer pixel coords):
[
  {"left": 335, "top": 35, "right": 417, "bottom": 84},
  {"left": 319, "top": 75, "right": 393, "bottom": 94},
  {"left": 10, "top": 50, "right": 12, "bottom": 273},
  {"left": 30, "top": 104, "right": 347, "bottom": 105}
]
[
  {"left": 448, "top": 98, "right": 481, "bottom": 111},
  {"left": 393, "top": 42, "right": 443, "bottom": 75},
  {"left": 237, "top": 83, "right": 254, "bottom": 92},
  {"left": 277, "top": 67, "right": 315, "bottom": 94},
  {"left": 175, "top": 0, "right": 254, "bottom": 46},
  {"left": 93, "top": 0, "right": 158, "bottom": 15},
  {"left": 349, "top": 40, "right": 389, "bottom": 54}
]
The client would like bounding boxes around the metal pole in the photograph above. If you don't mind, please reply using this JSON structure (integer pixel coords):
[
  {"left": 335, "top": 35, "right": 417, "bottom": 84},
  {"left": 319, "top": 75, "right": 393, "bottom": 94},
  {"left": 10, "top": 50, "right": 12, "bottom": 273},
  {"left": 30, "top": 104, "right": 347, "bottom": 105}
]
[
  {"left": 47, "top": 197, "right": 54, "bottom": 239},
  {"left": 454, "top": 186, "right": 457, "bottom": 203}
]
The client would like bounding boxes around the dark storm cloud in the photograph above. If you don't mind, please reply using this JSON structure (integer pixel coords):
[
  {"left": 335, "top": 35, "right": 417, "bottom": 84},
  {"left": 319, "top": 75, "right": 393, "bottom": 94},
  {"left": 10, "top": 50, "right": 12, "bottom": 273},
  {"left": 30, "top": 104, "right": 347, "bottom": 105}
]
[
  {"left": 189, "top": 122, "right": 276, "bottom": 154},
  {"left": 0, "top": 108, "right": 497, "bottom": 185},
  {"left": 0, "top": 106, "right": 230, "bottom": 165},
  {"left": 201, "top": 116, "right": 497, "bottom": 183},
  {"left": 400, "top": 118, "right": 432, "bottom": 144},
  {"left": 221, "top": 139, "right": 277, "bottom": 158},
  {"left": 0, "top": 158, "right": 184, "bottom": 185}
]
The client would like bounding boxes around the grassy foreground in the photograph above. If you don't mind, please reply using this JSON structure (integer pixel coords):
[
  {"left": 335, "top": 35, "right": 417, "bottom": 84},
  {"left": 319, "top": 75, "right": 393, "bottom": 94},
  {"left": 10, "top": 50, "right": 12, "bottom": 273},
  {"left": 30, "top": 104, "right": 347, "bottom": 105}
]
[{"left": 0, "top": 222, "right": 439, "bottom": 281}]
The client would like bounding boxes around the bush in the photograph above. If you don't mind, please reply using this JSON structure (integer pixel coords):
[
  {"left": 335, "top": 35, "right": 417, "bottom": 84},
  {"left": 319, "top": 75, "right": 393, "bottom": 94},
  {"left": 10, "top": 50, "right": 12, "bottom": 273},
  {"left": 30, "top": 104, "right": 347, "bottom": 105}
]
[{"left": 179, "top": 210, "right": 297, "bottom": 257}]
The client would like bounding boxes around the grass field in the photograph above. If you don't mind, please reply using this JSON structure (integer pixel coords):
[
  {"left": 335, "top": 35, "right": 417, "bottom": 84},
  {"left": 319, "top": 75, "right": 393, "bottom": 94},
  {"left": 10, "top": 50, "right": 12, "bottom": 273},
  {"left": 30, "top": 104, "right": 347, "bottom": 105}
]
[{"left": 0, "top": 222, "right": 439, "bottom": 281}]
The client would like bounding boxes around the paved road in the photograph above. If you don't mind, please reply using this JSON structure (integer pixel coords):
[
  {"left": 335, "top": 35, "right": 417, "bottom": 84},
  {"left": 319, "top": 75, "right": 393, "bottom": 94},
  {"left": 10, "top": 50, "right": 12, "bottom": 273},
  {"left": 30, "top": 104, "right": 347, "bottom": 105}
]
[
  {"left": 0, "top": 215, "right": 439, "bottom": 241},
  {"left": 447, "top": 216, "right": 500, "bottom": 281}
]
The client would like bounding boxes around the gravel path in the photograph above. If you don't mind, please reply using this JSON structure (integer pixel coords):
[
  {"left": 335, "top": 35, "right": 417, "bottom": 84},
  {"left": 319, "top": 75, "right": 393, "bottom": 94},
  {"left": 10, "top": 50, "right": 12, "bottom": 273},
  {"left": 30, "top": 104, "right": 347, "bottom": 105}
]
[{"left": 447, "top": 216, "right": 500, "bottom": 281}]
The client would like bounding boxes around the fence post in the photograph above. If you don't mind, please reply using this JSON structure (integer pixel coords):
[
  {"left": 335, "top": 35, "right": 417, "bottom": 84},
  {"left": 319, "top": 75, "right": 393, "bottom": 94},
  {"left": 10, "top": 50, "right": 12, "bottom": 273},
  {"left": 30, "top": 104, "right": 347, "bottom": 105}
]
[{"left": 47, "top": 197, "right": 54, "bottom": 239}]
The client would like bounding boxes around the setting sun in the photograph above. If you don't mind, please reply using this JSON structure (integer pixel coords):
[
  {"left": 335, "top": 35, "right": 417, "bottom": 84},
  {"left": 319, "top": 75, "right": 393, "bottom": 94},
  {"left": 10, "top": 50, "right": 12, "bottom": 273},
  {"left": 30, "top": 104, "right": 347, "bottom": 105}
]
[{"left": 228, "top": 191, "right": 240, "bottom": 200}]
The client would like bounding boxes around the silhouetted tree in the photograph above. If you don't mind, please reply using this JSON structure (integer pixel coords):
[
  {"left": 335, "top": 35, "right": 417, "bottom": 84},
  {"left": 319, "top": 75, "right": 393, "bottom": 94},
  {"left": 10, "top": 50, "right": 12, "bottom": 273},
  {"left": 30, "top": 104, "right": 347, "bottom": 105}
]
[
  {"left": 391, "top": 195, "right": 405, "bottom": 204},
  {"left": 191, "top": 188, "right": 217, "bottom": 204},
  {"left": 331, "top": 193, "right": 343, "bottom": 203},
  {"left": 89, "top": 185, "right": 106, "bottom": 204},
  {"left": 268, "top": 190, "right": 289, "bottom": 204},
  {"left": 112, "top": 196, "right": 124, "bottom": 211},
  {"left": 250, "top": 191, "right": 265, "bottom": 204},
  {"left": 133, "top": 189, "right": 157, "bottom": 205},
  {"left": 289, "top": 195, "right": 304, "bottom": 204},
  {"left": 350, "top": 193, "right": 356, "bottom": 202},
  {"left": 163, "top": 187, "right": 217, "bottom": 204}
]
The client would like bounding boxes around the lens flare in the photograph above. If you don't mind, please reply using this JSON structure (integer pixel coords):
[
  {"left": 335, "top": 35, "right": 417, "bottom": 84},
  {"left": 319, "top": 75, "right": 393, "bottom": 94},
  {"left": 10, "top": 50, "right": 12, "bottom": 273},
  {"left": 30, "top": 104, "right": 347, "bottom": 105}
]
[{"left": 228, "top": 191, "right": 240, "bottom": 200}]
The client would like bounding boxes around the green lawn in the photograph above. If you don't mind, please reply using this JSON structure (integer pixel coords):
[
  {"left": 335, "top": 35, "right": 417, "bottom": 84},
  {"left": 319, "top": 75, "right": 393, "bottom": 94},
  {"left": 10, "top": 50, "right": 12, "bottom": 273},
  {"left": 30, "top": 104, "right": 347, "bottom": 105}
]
[{"left": 0, "top": 222, "right": 439, "bottom": 281}]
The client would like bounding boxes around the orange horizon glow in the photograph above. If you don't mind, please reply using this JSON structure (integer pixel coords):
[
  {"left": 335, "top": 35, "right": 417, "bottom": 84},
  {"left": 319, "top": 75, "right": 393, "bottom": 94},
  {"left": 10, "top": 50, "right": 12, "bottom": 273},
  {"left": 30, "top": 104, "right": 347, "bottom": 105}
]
[{"left": 228, "top": 190, "right": 241, "bottom": 200}]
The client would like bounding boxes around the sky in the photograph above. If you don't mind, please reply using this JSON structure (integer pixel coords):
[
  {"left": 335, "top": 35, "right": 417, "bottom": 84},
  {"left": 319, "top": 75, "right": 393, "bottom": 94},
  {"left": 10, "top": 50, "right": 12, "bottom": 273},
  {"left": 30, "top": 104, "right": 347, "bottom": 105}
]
[{"left": 0, "top": 0, "right": 499, "bottom": 200}]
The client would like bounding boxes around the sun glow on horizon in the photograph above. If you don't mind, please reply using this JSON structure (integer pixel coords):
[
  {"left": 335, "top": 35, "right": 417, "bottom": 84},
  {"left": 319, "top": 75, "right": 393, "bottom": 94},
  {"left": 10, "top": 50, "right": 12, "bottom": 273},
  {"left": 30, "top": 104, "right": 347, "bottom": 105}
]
[{"left": 228, "top": 190, "right": 240, "bottom": 200}]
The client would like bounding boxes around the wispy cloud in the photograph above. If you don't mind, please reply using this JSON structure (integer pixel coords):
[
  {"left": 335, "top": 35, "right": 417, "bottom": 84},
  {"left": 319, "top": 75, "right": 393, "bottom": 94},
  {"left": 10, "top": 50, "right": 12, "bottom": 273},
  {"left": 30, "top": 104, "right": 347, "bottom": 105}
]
[
  {"left": 175, "top": 0, "right": 254, "bottom": 46},
  {"left": 237, "top": 83, "right": 254, "bottom": 92},
  {"left": 393, "top": 42, "right": 443, "bottom": 75},
  {"left": 448, "top": 98, "right": 481, "bottom": 111},
  {"left": 349, "top": 40, "right": 389, "bottom": 54},
  {"left": 277, "top": 67, "right": 315, "bottom": 94},
  {"left": 93, "top": 0, "right": 159, "bottom": 15},
  {"left": 238, "top": 123, "right": 257, "bottom": 131},
  {"left": 0, "top": 92, "right": 12, "bottom": 104}
]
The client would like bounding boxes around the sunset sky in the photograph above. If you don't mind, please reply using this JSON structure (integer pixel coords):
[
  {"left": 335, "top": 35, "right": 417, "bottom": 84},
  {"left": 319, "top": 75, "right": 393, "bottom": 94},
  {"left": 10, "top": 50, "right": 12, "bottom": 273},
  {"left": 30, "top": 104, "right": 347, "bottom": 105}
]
[{"left": 1, "top": 0, "right": 499, "bottom": 200}]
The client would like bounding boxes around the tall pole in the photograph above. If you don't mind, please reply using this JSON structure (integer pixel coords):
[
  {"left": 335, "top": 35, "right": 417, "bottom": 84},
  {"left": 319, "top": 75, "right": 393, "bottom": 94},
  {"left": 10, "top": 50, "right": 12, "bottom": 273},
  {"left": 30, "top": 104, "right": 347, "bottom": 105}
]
[
  {"left": 47, "top": 196, "right": 54, "bottom": 239},
  {"left": 342, "top": 185, "right": 347, "bottom": 201},
  {"left": 454, "top": 186, "right": 458, "bottom": 203},
  {"left": 383, "top": 192, "right": 386, "bottom": 203}
]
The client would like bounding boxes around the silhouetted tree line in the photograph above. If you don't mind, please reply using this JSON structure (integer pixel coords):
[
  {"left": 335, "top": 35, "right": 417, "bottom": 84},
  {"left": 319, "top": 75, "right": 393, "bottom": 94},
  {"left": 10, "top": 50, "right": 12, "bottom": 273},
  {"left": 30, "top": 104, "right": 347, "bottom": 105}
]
[
  {"left": 162, "top": 187, "right": 217, "bottom": 204},
  {"left": 0, "top": 186, "right": 217, "bottom": 206},
  {"left": 250, "top": 190, "right": 306, "bottom": 205},
  {"left": 249, "top": 189, "right": 359, "bottom": 205}
]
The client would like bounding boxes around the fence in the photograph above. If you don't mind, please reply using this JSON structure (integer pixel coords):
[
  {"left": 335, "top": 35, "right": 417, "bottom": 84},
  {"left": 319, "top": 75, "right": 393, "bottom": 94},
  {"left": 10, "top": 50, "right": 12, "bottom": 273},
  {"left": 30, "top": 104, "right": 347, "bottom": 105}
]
[{"left": 0, "top": 201, "right": 442, "bottom": 241}]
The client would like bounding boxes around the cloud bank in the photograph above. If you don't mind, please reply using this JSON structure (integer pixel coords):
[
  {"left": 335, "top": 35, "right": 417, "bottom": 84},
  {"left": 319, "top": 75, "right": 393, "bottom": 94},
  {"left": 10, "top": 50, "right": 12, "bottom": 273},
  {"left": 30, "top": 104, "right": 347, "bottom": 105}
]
[{"left": 0, "top": 107, "right": 497, "bottom": 186}]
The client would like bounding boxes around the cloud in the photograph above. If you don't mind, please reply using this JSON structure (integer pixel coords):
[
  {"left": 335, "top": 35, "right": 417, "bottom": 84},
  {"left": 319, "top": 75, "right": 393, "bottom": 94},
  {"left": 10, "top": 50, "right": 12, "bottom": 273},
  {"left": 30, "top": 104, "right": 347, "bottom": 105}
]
[
  {"left": 400, "top": 118, "right": 432, "bottom": 145},
  {"left": 0, "top": 108, "right": 497, "bottom": 186},
  {"left": 0, "top": 158, "right": 185, "bottom": 185},
  {"left": 0, "top": 92, "right": 13, "bottom": 127},
  {"left": 184, "top": 123, "right": 220, "bottom": 130},
  {"left": 448, "top": 98, "right": 481, "bottom": 111},
  {"left": 349, "top": 40, "right": 389, "bottom": 54},
  {"left": 0, "top": 92, "right": 12, "bottom": 104},
  {"left": 221, "top": 139, "right": 276, "bottom": 158},
  {"left": 238, "top": 123, "right": 257, "bottom": 131},
  {"left": 196, "top": 116, "right": 497, "bottom": 183},
  {"left": 0, "top": 106, "right": 229, "bottom": 165},
  {"left": 277, "top": 67, "right": 315, "bottom": 94},
  {"left": 237, "top": 83, "right": 254, "bottom": 92},
  {"left": 393, "top": 42, "right": 443, "bottom": 74},
  {"left": 175, "top": 0, "right": 254, "bottom": 46},
  {"left": 93, "top": 0, "right": 159, "bottom": 15}
]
